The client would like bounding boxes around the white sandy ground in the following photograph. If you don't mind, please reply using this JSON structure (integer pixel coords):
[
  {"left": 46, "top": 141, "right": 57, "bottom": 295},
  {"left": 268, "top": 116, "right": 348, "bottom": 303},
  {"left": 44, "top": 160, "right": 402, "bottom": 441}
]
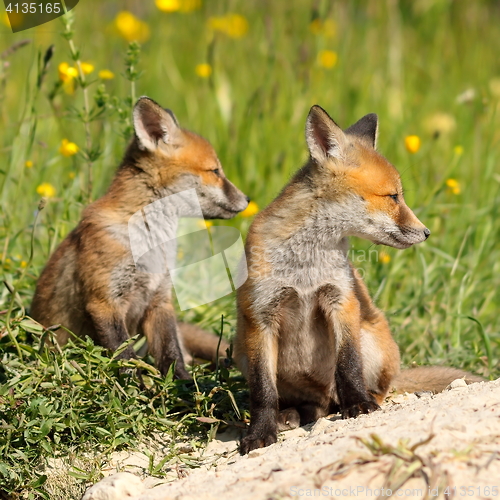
[{"left": 77, "top": 378, "right": 500, "bottom": 500}]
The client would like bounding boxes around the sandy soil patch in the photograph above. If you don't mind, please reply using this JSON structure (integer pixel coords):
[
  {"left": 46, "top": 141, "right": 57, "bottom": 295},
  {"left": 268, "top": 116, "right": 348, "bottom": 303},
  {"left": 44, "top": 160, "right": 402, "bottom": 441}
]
[{"left": 81, "top": 378, "right": 500, "bottom": 500}]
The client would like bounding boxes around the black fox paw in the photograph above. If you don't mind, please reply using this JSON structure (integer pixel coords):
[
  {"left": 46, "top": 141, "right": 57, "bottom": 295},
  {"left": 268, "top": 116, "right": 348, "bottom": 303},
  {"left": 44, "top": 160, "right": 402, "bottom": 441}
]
[
  {"left": 240, "top": 432, "right": 277, "bottom": 454},
  {"left": 341, "top": 400, "right": 380, "bottom": 419}
]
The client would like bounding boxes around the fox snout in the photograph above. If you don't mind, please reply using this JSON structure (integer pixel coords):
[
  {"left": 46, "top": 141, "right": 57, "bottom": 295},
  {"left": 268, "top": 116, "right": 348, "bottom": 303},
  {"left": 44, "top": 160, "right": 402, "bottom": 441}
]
[
  {"left": 386, "top": 202, "right": 430, "bottom": 248},
  {"left": 200, "top": 178, "right": 249, "bottom": 219},
  {"left": 387, "top": 223, "right": 430, "bottom": 249}
]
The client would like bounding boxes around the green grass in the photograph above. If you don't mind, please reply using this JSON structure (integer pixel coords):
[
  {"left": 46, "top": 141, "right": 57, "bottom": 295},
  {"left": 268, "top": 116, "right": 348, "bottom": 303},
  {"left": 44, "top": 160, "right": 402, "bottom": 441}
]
[{"left": 1, "top": 0, "right": 500, "bottom": 498}]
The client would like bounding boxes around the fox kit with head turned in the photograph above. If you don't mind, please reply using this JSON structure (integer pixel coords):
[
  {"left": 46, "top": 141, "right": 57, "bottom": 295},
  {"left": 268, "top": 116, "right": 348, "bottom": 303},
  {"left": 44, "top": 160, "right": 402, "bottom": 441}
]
[
  {"left": 235, "top": 106, "right": 482, "bottom": 453},
  {"left": 31, "top": 96, "right": 246, "bottom": 378}
]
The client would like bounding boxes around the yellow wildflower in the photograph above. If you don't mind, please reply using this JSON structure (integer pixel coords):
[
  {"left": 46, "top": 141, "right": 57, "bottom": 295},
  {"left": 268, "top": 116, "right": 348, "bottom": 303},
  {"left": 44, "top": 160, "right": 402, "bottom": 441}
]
[
  {"left": 454, "top": 145, "right": 464, "bottom": 156},
  {"left": 379, "top": 252, "right": 391, "bottom": 264},
  {"left": 208, "top": 14, "right": 248, "bottom": 38},
  {"left": 80, "top": 62, "right": 94, "bottom": 75},
  {"left": 58, "top": 62, "right": 78, "bottom": 94},
  {"left": 318, "top": 50, "right": 338, "bottom": 69},
  {"left": 36, "top": 182, "right": 56, "bottom": 198},
  {"left": 405, "top": 135, "right": 421, "bottom": 154},
  {"left": 20, "top": 260, "right": 27, "bottom": 268},
  {"left": 115, "top": 11, "right": 150, "bottom": 43},
  {"left": 195, "top": 63, "right": 212, "bottom": 78},
  {"left": 446, "top": 178, "right": 460, "bottom": 195},
  {"left": 240, "top": 201, "right": 259, "bottom": 218},
  {"left": 156, "top": 0, "right": 180, "bottom": 12},
  {"left": 196, "top": 219, "right": 213, "bottom": 229},
  {"left": 98, "top": 69, "right": 115, "bottom": 80},
  {"left": 25, "top": 160, "right": 33, "bottom": 168},
  {"left": 5, "top": 258, "right": 11, "bottom": 265},
  {"left": 58, "top": 62, "right": 78, "bottom": 82},
  {"left": 59, "top": 139, "right": 79, "bottom": 157},
  {"left": 68, "top": 172, "right": 76, "bottom": 179},
  {"left": 309, "top": 18, "right": 336, "bottom": 38},
  {"left": 156, "top": 0, "right": 201, "bottom": 12}
]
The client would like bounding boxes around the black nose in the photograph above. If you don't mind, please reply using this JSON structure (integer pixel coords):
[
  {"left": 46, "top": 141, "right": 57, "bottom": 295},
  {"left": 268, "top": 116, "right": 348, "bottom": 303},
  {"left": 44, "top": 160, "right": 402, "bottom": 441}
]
[
  {"left": 246, "top": 196, "right": 251, "bottom": 203},
  {"left": 423, "top": 228, "right": 430, "bottom": 239}
]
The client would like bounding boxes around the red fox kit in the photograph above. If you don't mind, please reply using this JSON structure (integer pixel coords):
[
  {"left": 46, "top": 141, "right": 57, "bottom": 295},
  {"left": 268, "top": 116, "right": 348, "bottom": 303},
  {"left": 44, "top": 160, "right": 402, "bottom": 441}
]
[
  {"left": 235, "top": 105, "right": 482, "bottom": 453},
  {"left": 31, "top": 96, "right": 244, "bottom": 378}
]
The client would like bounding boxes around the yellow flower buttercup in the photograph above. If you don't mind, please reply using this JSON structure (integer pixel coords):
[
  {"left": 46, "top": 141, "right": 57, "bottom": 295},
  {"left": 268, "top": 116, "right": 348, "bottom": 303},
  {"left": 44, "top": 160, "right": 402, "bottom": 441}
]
[
  {"left": 156, "top": 0, "right": 201, "bottom": 12},
  {"left": 59, "top": 139, "right": 79, "bottom": 157},
  {"left": 25, "top": 160, "right": 33, "bottom": 168},
  {"left": 58, "top": 62, "right": 78, "bottom": 82},
  {"left": 115, "top": 11, "right": 150, "bottom": 43},
  {"left": 446, "top": 178, "right": 460, "bottom": 195},
  {"left": 240, "top": 201, "right": 259, "bottom": 218},
  {"left": 195, "top": 219, "right": 213, "bottom": 229},
  {"left": 405, "top": 135, "right": 421, "bottom": 154},
  {"left": 208, "top": 14, "right": 248, "bottom": 38},
  {"left": 156, "top": 0, "right": 180, "bottom": 12},
  {"left": 379, "top": 252, "right": 391, "bottom": 264},
  {"left": 80, "top": 62, "right": 94, "bottom": 75},
  {"left": 98, "top": 69, "right": 115, "bottom": 80},
  {"left": 36, "top": 183, "right": 56, "bottom": 198},
  {"left": 318, "top": 50, "right": 338, "bottom": 69},
  {"left": 195, "top": 63, "right": 212, "bottom": 78},
  {"left": 58, "top": 62, "right": 78, "bottom": 94},
  {"left": 454, "top": 145, "right": 464, "bottom": 156}
]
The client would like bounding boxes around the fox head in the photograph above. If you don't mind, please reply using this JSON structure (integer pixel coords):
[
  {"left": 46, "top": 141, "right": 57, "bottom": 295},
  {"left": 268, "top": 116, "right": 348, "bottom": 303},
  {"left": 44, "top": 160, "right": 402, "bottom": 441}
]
[
  {"left": 132, "top": 96, "right": 249, "bottom": 219},
  {"left": 305, "top": 105, "right": 430, "bottom": 249}
]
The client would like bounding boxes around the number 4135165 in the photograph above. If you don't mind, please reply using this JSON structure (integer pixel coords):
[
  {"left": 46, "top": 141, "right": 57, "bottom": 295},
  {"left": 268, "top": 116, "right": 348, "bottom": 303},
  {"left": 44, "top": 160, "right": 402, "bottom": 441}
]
[{"left": 6, "top": 3, "right": 62, "bottom": 14}]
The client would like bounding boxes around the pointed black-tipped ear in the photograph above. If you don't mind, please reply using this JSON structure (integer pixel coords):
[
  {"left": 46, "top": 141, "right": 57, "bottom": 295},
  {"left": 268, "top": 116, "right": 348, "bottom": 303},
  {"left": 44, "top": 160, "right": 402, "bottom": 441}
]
[
  {"left": 133, "top": 96, "right": 180, "bottom": 151},
  {"left": 305, "top": 105, "right": 348, "bottom": 163},
  {"left": 344, "top": 113, "right": 378, "bottom": 148}
]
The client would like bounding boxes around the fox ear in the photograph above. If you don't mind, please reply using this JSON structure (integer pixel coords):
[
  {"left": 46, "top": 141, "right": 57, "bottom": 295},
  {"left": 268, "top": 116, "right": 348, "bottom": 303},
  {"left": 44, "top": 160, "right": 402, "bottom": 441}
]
[
  {"left": 306, "top": 105, "right": 347, "bottom": 163},
  {"left": 133, "top": 96, "right": 180, "bottom": 151},
  {"left": 345, "top": 113, "right": 378, "bottom": 148}
]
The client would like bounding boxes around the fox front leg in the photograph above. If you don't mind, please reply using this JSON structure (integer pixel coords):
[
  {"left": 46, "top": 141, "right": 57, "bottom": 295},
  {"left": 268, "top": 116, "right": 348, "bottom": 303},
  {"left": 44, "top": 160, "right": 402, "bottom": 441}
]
[
  {"left": 240, "top": 326, "right": 279, "bottom": 454},
  {"left": 316, "top": 285, "right": 380, "bottom": 418},
  {"left": 86, "top": 302, "right": 137, "bottom": 361},
  {"left": 141, "top": 300, "right": 191, "bottom": 379}
]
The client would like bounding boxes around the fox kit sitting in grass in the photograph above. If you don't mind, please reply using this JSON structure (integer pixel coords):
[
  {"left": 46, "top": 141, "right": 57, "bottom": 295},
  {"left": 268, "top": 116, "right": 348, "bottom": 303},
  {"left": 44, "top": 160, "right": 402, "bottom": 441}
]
[
  {"left": 31, "top": 97, "right": 245, "bottom": 378},
  {"left": 235, "top": 105, "right": 482, "bottom": 453}
]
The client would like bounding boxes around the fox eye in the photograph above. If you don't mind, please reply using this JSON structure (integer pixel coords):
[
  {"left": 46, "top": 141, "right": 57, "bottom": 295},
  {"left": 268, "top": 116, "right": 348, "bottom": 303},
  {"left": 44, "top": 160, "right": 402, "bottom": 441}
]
[
  {"left": 212, "top": 168, "right": 221, "bottom": 177},
  {"left": 388, "top": 193, "right": 399, "bottom": 202}
]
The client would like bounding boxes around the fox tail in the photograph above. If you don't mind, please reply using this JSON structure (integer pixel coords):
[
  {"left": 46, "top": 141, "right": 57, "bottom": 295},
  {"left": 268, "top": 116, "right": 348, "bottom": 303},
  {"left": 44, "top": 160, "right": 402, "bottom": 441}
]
[
  {"left": 392, "top": 366, "right": 485, "bottom": 394},
  {"left": 178, "top": 322, "right": 230, "bottom": 365}
]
